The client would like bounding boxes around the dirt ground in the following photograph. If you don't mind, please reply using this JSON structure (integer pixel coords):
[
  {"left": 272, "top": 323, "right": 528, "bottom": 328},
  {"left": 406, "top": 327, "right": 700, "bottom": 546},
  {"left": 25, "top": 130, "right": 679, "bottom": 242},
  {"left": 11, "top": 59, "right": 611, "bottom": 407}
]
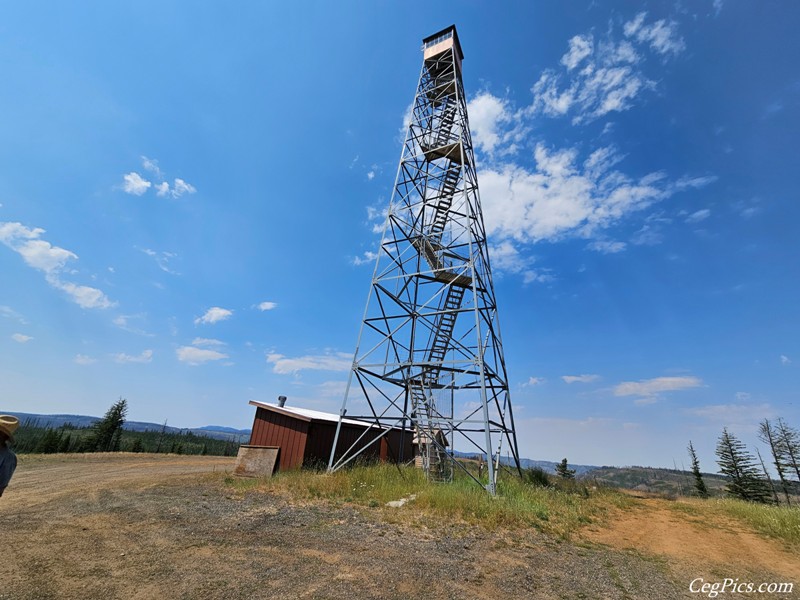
[{"left": 0, "top": 454, "right": 797, "bottom": 600}]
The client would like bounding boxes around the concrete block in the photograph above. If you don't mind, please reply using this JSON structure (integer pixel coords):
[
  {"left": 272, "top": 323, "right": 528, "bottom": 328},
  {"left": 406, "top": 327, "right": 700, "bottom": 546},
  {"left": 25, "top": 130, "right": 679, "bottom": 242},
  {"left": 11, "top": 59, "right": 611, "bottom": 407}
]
[{"left": 233, "top": 445, "right": 279, "bottom": 477}]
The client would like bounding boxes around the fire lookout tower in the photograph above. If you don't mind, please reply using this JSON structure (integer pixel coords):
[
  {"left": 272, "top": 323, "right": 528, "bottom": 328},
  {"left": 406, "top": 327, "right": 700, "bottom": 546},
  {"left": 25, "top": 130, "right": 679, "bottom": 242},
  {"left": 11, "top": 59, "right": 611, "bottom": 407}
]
[{"left": 328, "top": 25, "right": 521, "bottom": 494}]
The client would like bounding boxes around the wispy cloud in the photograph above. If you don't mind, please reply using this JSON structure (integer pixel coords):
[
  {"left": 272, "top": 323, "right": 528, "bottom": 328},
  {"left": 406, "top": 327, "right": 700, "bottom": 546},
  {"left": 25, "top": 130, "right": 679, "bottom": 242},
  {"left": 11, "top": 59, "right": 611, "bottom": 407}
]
[
  {"left": 113, "top": 314, "right": 153, "bottom": 337},
  {"left": 256, "top": 301, "right": 278, "bottom": 311},
  {"left": 266, "top": 351, "right": 352, "bottom": 375},
  {"left": 623, "top": 13, "right": 685, "bottom": 57},
  {"left": 686, "top": 402, "right": 775, "bottom": 428},
  {"left": 614, "top": 375, "right": 703, "bottom": 400},
  {"left": 531, "top": 13, "right": 684, "bottom": 125},
  {"left": 780, "top": 355, "right": 791, "bottom": 366},
  {"left": 523, "top": 376, "right": 545, "bottom": 387},
  {"left": 685, "top": 208, "right": 711, "bottom": 224},
  {"left": 0, "top": 305, "right": 27, "bottom": 324},
  {"left": 562, "top": 374, "right": 600, "bottom": 384},
  {"left": 352, "top": 250, "right": 378, "bottom": 266},
  {"left": 176, "top": 345, "right": 228, "bottom": 365},
  {"left": 113, "top": 349, "right": 153, "bottom": 364},
  {"left": 191, "top": 337, "right": 225, "bottom": 347},
  {"left": 195, "top": 307, "right": 233, "bottom": 325},
  {"left": 74, "top": 354, "right": 97, "bottom": 365},
  {"left": 140, "top": 248, "right": 179, "bottom": 275},
  {"left": 588, "top": 240, "right": 626, "bottom": 254},
  {"left": 11, "top": 333, "right": 33, "bottom": 343},
  {"left": 0, "top": 221, "right": 115, "bottom": 309}
]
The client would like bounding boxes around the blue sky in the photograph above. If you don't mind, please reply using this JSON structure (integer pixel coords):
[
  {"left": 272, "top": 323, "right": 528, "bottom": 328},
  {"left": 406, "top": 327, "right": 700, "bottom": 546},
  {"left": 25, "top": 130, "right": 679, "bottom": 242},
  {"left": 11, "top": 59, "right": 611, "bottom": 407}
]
[{"left": 1, "top": 2, "right": 798, "bottom": 470}]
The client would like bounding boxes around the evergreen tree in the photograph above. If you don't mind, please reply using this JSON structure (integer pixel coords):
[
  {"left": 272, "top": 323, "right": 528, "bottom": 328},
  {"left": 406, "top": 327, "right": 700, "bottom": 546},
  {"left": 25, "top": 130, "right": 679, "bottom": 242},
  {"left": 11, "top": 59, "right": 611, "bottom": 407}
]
[
  {"left": 35, "top": 428, "right": 62, "bottom": 454},
  {"left": 775, "top": 418, "right": 800, "bottom": 484},
  {"left": 715, "top": 428, "right": 771, "bottom": 503},
  {"left": 759, "top": 419, "right": 792, "bottom": 505},
  {"left": 755, "top": 447, "right": 779, "bottom": 504},
  {"left": 687, "top": 441, "right": 709, "bottom": 498},
  {"left": 58, "top": 433, "right": 72, "bottom": 453},
  {"left": 555, "top": 458, "right": 576, "bottom": 479},
  {"left": 131, "top": 438, "right": 144, "bottom": 453},
  {"left": 86, "top": 398, "right": 128, "bottom": 452}
]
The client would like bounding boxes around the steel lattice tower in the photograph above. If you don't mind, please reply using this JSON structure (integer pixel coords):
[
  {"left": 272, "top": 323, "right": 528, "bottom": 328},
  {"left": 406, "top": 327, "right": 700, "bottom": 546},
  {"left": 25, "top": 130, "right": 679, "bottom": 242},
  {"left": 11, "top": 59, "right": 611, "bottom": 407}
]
[{"left": 328, "top": 25, "right": 521, "bottom": 494}]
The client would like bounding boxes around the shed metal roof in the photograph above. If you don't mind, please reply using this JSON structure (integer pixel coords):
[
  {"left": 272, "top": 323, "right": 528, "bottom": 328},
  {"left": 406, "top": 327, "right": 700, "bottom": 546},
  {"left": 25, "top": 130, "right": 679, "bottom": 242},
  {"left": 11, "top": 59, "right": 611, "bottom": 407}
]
[{"left": 249, "top": 401, "right": 371, "bottom": 428}]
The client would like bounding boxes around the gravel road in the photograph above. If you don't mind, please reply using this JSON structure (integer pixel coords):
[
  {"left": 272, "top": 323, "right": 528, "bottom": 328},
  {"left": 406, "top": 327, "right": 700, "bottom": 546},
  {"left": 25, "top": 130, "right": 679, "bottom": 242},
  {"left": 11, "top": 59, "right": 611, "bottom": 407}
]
[{"left": 0, "top": 454, "right": 793, "bottom": 599}]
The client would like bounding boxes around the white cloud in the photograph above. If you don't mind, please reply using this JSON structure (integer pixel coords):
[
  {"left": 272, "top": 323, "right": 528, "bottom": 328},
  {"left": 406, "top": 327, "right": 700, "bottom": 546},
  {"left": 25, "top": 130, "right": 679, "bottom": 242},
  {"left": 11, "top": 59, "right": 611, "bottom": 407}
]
[
  {"left": 686, "top": 402, "right": 775, "bottom": 427},
  {"left": 122, "top": 172, "right": 151, "bottom": 196},
  {"left": 480, "top": 143, "right": 715, "bottom": 246},
  {"left": 256, "top": 301, "right": 278, "bottom": 311},
  {"left": 0, "top": 222, "right": 76, "bottom": 273},
  {"left": 122, "top": 159, "right": 196, "bottom": 198},
  {"left": 195, "top": 307, "right": 233, "bottom": 325},
  {"left": 113, "top": 349, "right": 153, "bottom": 364},
  {"left": 588, "top": 240, "right": 626, "bottom": 254},
  {"left": 561, "top": 34, "right": 594, "bottom": 70},
  {"left": 624, "top": 13, "right": 685, "bottom": 57},
  {"left": 50, "top": 278, "right": 115, "bottom": 309},
  {"left": 524, "top": 376, "right": 545, "bottom": 386},
  {"left": 267, "top": 351, "right": 352, "bottom": 375},
  {"left": 74, "top": 354, "right": 97, "bottom": 365},
  {"left": 172, "top": 178, "right": 196, "bottom": 198},
  {"left": 141, "top": 156, "right": 164, "bottom": 179},
  {"left": 780, "top": 355, "right": 791, "bottom": 366},
  {"left": 367, "top": 171, "right": 375, "bottom": 181},
  {"left": 562, "top": 374, "right": 600, "bottom": 384},
  {"left": 140, "top": 247, "right": 178, "bottom": 274},
  {"left": 614, "top": 376, "right": 702, "bottom": 399},
  {"left": 0, "top": 222, "right": 115, "bottom": 309},
  {"left": 352, "top": 251, "right": 378, "bottom": 266},
  {"left": 191, "top": 337, "right": 226, "bottom": 347},
  {"left": 0, "top": 305, "right": 26, "bottom": 324},
  {"left": 686, "top": 208, "right": 711, "bottom": 223},
  {"left": 532, "top": 13, "right": 684, "bottom": 125},
  {"left": 467, "top": 92, "right": 525, "bottom": 155},
  {"left": 176, "top": 345, "right": 228, "bottom": 365},
  {"left": 488, "top": 241, "right": 552, "bottom": 284},
  {"left": 735, "top": 391, "right": 751, "bottom": 402},
  {"left": 11, "top": 333, "right": 33, "bottom": 343}
]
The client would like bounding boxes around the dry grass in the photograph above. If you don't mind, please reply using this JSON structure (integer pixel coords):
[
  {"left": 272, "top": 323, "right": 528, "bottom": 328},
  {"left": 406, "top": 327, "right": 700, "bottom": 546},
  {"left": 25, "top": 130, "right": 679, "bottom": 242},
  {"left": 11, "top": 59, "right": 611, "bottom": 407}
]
[{"left": 224, "top": 463, "right": 632, "bottom": 538}]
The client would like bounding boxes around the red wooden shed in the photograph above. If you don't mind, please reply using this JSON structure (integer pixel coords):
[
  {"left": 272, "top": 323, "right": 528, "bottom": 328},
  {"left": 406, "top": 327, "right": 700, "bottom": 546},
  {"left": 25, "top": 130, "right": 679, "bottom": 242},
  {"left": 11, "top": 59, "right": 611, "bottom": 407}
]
[{"left": 247, "top": 400, "right": 414, "bottom": 471}]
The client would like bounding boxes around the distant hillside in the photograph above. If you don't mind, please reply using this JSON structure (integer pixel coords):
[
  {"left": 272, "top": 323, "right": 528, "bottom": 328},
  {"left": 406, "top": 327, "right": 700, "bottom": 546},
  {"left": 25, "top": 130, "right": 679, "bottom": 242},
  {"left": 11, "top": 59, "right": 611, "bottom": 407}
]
[
  {"left": 581, "top": 465, "right": 731, "bottom": 496},
  {"left": 5, "top": 411, "right": 251, "bottom": 442}
]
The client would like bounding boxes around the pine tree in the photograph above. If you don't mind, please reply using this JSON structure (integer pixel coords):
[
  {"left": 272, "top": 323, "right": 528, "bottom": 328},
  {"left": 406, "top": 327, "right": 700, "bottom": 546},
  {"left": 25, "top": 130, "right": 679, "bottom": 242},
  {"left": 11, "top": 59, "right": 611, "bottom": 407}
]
[
  {"left": 687, "top": 441, "right": 709, "bottom": 498},
  {"left": 131, "top": 438, "right": 144, "bottom": 453},
  {"left": 759, "top": 419, "right": 792, "bottom": 505},
  {"left": 775, "top": 418, "right": 800, "bottom": 484},
  {"left": 58, "top": 433, "right": 72, "bottom": 453},
  {"left": 755, "top": 447, "right": 779, "bottom": 504},
  {"left": 715, "top": 428, "right": 771, "bottom": 503},
  {"left": 86, "top": 398, "right": 128, "bottom": 452},
  {"left": 35, "top": 428, "right": 62, "bottom": 454},
  {"left": 555, "top": 458, "right": 576, "bottom": 479}
]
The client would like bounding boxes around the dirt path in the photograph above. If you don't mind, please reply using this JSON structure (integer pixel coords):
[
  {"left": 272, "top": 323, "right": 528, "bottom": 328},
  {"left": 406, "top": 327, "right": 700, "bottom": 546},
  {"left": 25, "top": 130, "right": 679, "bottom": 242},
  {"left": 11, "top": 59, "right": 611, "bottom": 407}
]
[
  {"left": 583, "top": 495, "right": 800, "bottom": 583},
  {"left": 0, "top": 455, "right": 796, "bottom": 599}
]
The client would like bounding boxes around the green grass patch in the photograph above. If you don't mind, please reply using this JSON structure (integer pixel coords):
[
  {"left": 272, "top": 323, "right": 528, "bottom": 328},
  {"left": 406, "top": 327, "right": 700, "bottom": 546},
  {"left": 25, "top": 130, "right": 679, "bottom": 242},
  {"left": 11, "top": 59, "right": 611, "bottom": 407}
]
[{"left": 224, "top": 463, "right": 632, "bottom": 538}]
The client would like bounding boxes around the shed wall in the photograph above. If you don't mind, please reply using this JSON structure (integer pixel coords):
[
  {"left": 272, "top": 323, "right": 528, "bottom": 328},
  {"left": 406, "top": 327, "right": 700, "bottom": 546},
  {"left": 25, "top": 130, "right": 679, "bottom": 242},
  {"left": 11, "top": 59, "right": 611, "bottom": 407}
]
[
  {"left": 305, "top": 422, "right": 414, "bottom": 466},
  {"left": 248, "top": 407, "right": 309, "bottom": 470}
]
